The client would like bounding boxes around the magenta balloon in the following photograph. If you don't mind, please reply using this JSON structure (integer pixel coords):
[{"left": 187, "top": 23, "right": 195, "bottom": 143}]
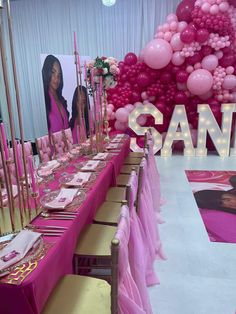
[
  {"left": 196, "top": 29, "right": 209, "bottom": 43},
  {"left": 176, "top": 0, "right": 195, "bottom": 23},
  {"left": 201, "top": 54, "right": 218, "bottom": 71},
  {"left": 176, "top": 70, "right": 189, "bottom": 83},
  {"left": 137, "top": 72, "right": 151, "bottom": 87},
  {"left": 124, "top": 52, "right": 138, "bottom": 66},
  {"left": 187, "top": 69, "right": 213, "bottom": 95},
  {"left": 180, "top": 27, "right": 196, "bottom": 44},
  {"left": 222, "top": 75, "right": 236, "bottom": 90},
  {"left": 219, "top": 53, "right": 235, "bottom": 67},
  {"left": 201, "top": 46, "right": 212, "bottom": 57},
  {"left": 131, "top": 91, "right": 141, "bottom": 103},
  {"left": 186, "top": 52, "right": 202, "bottom": 65},
  {"left": 174, "top": 91, "right": 188, "bottom": 104},
  {"left": 228, "top": 0, "right": 236, "bottom": 7},
  {"left": 144, "top": 39, "right": 173, "bottom": 69},
  {"left": 160, "top": 72, "right": 173, "bottom": 84}
]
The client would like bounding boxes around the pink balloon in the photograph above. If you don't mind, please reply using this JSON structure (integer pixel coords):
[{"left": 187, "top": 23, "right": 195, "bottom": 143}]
[
  {"left": 134, "top": 102, "right": 143, "bottom": 108},
  {"left": 180, "top": 27, "right": 196, "bottom": 44},
  {"left": 108, "top": 103, "right": 114, "bottom": 110},
  {"left": 107, "top": 107, "right": 113, "bottom": 117},
  {"left": 222, "top": 75, "right": 236, "bottom": 90},
  {"left": 226, "top": 66, "right": 234, "bottom": 75},
  {"left": 172, "top": 51, "right": 185, "bottom": 66},
  {"left": 114, "top": 120, "right": 127, "bottom": 131},
  {"left": 141, "top": 91, "right": 148, "bottom": 100},
  {"left": 201, "top": 54, "right": 218, "bottom": 71},
  {"left": 144, "top": 39, "right": 173, "bottom": 69},
  {"left": 177, "top": 21, "right": 188, "bottom": 32},
  {"left": 170, "top": 33, "right": 184, "bottom": 51},
  {"left": 198, "top": 89, "right": 213, "bottom": 100},
  {"left": 115, "top": 108, "right": 129, "bottom": 123},
  {"left": 124, "top": 52, "right": 138, "bottom": 66},
  {"left": 167, "top": 13, "right": 178, "bottom": 23},
  {"left": 124, "top": 104, "right": 134, "bottom": 112},
  {"left": 187, "top": 69, "right": 213, "bottom": 95},
  {"left": 137, "top": 114, "right": 147, "bottom": 126},
  {"left": 110, "top": 112, "right": 115, "bottom": 120}
]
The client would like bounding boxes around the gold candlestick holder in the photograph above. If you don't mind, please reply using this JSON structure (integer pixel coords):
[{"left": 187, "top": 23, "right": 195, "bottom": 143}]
[
  {"left": 31, "top": 191, "right": 40, "bottom": 215},
  {"left": 103, "top": 91, "right": 110, "bottom": 142}
]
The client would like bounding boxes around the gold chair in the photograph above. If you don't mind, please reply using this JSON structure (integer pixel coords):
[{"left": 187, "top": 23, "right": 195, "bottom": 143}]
[
  {"left": 128, "top": 151, "right": 144, "bottom": 158},
  {"left": 93, "top": 201, "right": 123, "bottom": 226},
  {"left": 120, "top": 164, "right": 139, "bottom": 175},
  {"left": 116, "top": 174, "right": 130, "bottom": 187},
  {"left": 106, "top": 186, "right": 127, "bottom": 203},
  {"left": 43, "top": 238, "right": 119, "bottom": 314},
  {"left": 124, "top": 156, "right": 142, "bottom": 165}
]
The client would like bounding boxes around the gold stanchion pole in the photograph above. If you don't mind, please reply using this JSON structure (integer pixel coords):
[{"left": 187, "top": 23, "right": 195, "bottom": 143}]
[
  {"left": 6, "top": 0, "right": 31, "bottom": 222},
  {"left": 74, "top": 50, "right": 83, "bottom": 144},
  {"left": 103, "top": 90, "right": 110, "bottom": 142},
  {"left": 0, "top": 7, "right": 24, "bottom": 228}
]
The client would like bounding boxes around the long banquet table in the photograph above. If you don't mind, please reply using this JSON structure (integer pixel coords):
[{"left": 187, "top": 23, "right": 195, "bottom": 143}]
[{"left": 0, "top": 136, "right": 130, "bottom": 314}]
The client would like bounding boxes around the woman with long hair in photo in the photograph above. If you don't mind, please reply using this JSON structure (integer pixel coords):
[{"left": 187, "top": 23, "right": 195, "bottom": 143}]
[
  {"left": 69, "top": 85, "right": 90, "bottom": 143},
  {"left": 42, "top": 55, "right": 69, "bottom": 134}
]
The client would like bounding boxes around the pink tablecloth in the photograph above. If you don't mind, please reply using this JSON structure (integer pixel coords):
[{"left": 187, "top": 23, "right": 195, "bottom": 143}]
[{"left": 0, "top": 137, "right": 130, "bottom": 314}]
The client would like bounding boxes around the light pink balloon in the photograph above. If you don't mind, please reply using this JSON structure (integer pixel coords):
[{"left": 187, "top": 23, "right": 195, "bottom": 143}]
[
  {"left": 110, "top": 112, "right": 115, "bottom": 120},
  {"left": 172, "top": 51, "right": 185, "bottom": 66},
  {"left": 107, "top": 107, "right": 113, "bottom": 117},
  {"left": 137, "top": 114, "right": 147, "bottom": 126},
  {"left": 134, "top": 102, "right": 143, "bottom": 108},
  {"left": 115, "top": 108, "right": 129, "bottom": 123},
  {"left": 125, "top": 104, "right": 134, "bottom": 112},
  {"left": 164, "top": 31, "right": 172, "bottom": 42},
  {"left": 202, "top": 2, "right": 210, "bottom": 12},
  {"left": 219, "top": 2, "right": 229, "bottom": 12},
  {"left": 166, "top": 13, "right": 178, "bottom": 23},
  {"left": 177, "top": 21, "right": 188, "bottom": 33},
  {"left": 186, "top": 65, "right": 194, "bottom": 73},
  {"left": 210, "top": 4, "right": 219, "bottom": 14},
  {"left": 143, "top": 100, "right": 150, "bottom": 104},
  {"left": 108, "top": 103, "right": 114, "bottom": 110},
  {"left": 170, "top": 33, "right": 184, "bottom": 51},
  {"left": 201, "top": 54, "right": 218, "bottom": 71},
  {"left": 215, "top": 50, "right": 223, "bottom": 59},
  {"left": 169, "top": 21, "right": 178, "bottom": 31},
  {"left": 141, "top": 91, "right": 148, "bottom": 100},
  {"left": 114, "top": 120, "right": 127, "bottom": 131},
  {"left": 144, "top": 39, "right": 173, "bottom": 69},
  {"left": 149, "top": 96, "right": 156, "bottom": 102},
  {"left": 222, "top": 75, "right": 236, "bottom": 90},
  {"left": 187, "top": 69, "right": 213, "bottom": 95},
  {"left": 226, "top": 66, "right": 234, "bottom": 75}
]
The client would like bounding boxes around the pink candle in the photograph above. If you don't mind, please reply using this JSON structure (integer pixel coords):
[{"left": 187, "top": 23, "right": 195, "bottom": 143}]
[
  {"left": 15, "top": 140, "right": 23, "bottom": 177},
  {"left": 77, "top": 54, "right": 81, "bottom": 73},
  {"left": 96, "top": 90, "right": 100, "bottom": 120},
  {"left": 0, "top": 123, "right": 9, "bottom": 160},
  {"left": 27, "top": 155, "right": 37, "bottom": 193},
  {"left": 73, "top": 31, "right": 77, "bottom": 52}
]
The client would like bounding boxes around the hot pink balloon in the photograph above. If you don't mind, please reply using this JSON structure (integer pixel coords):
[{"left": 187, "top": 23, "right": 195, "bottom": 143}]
[
  {"left": 201, "top": 55, "right": 218, "bottom": 71},
  {"left": 176, "top": 70, "right": 189, "bottom": 83},
  {"left": 187, "top": 69, "right": 213, "bottom": 95},
  {"left": 176, "top": 0, "right": 195, "bottom": 23},
  {"left": 144, "top": 39, "right": 173, "bottom": 69},
  {"left": 115, "top": 108, "right": 129, "bottom": 123},
  {"left": 124, "top": 52, "right": 138, "bottom": 66},
  {"left": 180, "top": 27, "right": 196, "bottom": 44},
  {"left": 172, "top": 51, "right": 185, "bottom": 66},
  {"left": 196, "top": 29, "right": 209, "bottom": 43},
  {"left": 170, "top": 33, "right": 184, "bottom": 51},
  {"left": 137, "top": 72, "right": 151, "bottom": 87},
  {"left": 222, "top": 75, "right": 236, "bottom": 90}
]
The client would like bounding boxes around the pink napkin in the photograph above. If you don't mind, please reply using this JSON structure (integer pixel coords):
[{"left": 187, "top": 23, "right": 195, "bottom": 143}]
[
  {"left": 81, "top": 160, "right": 100, "bottom": 171},
  {"left": 2, "top": 185, "right": 18, "bottom": 205},
  {"left": 65, "top": 172, "right": 91, "bottom": 187},
  {"left": 92, "top": 153, "right": 109, "bottom": 160},
  {"left": 0, "top": 230, "right": 41, "bottom": 274},
  {"left": 44, "top": 188, "right": 79, "bottom": 209},
  {"left": 111, "top": 139, "right": 122, "bottom": 143},
  {"left": 115, "top": 134, "right": 125, "bottom": 138},
  {"left": 39, "top": 160, "right": 60, "bottom": 173}
]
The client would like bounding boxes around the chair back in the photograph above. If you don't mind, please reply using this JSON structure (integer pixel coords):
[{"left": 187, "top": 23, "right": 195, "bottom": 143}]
[
  {"left": 63, "top": 128, "right": 73, "bottom": 150},
  {"left": 113, "top": 205, "right": 145, "bottom": 314},
  {"left": 51, "top": 130, "right": 67, "bottom": 156},
  {"left": 36, "top": 135, "right": 52, "bottom": 163}
]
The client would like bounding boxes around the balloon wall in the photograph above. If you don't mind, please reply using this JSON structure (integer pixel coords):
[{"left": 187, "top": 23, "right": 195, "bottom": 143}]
[{"left": 107, "top": 0, "right": 236, "bottom": 149}]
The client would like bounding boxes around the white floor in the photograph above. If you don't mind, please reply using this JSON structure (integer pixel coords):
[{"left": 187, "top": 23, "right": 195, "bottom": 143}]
[{"left": 149, "top": 155, "right": 236, "bottom": 314}]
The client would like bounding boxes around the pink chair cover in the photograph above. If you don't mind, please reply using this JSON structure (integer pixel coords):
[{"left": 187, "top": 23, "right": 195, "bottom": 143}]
[
  {"left": 52, "top": 130, "right": 66, "bottom": 156},
  {"left": 146, "top": 142, "right": 165, "bottom": 224},
  {"left": 116, "top": 205, "right": 146, "bottom": 314},
  {"left": 128, "top": 172, "right": 153, "bottom": 314},
  {"left": 139, "top": 159, "right": 167, "bottom": 279},
  {"left": 9, "top": 142, "right": 33, "bottom": 178},
  {"left": 36, "top": 135, "right": 53, "bottom": 163},
  {"left": 64, "top": 128, "right": 73, "bottom": 150}
]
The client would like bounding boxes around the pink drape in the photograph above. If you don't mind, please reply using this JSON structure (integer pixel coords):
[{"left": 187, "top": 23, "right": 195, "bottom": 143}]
[
  {"left": 128, "top": 172, "right": 153, "bottom": 314},
  {"left": 116, "top": 206, "right": 146, "bottom": 314}
]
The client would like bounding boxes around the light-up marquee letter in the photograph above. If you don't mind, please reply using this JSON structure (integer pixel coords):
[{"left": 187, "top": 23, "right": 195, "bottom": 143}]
[
  {"left": 196, "top": 103, "right": 235, "bottom": 157},
  {"left": 128, "top": 103, "right": 163, "bottom": 154},
  {"left": 161, "top": 105, "right": 195, "bottom": 157}
]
